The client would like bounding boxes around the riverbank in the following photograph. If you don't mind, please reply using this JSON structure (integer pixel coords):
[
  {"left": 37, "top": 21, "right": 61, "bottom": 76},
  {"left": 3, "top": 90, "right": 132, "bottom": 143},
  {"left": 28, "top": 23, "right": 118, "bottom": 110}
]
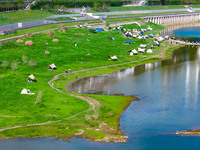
[{"left": 0, "top": 20, "right": 184, "bottom": 142}]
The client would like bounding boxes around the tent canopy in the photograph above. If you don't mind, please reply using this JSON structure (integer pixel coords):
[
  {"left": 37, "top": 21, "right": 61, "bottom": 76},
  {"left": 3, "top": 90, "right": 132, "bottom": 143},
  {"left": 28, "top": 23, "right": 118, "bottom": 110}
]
[
  {"left": 125, "top": 40, "right": 132, "bottom": 43},
  {"left": 96, "top": 28, "right": 102, "bottom": 32},
  {"left": 21, "top": 89, "right": 35, "bottom": 95},
  {"left": 49, "top": 63, "right": 56, "bottom": 69},
  {"left": 28, "top": 74, "right": 36, "bottom": 80}
]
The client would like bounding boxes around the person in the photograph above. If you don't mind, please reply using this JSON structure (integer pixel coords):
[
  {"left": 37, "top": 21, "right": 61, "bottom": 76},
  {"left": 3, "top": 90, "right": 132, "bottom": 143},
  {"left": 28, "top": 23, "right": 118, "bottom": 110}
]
[
  {"left": 66, "top": 69, "right": 68, "bottom": 73},
  {"left": 74, "top": 42, "right": 77, "bottom": 46},
  {"left": 68, "top": 69, "right": 70, "bottom": 73},
  {"left": 46, "top": 42, "right": 48, "bottom": 47},
  {"left": 75, "top": 76, "right": 78, "bottom": 79}
]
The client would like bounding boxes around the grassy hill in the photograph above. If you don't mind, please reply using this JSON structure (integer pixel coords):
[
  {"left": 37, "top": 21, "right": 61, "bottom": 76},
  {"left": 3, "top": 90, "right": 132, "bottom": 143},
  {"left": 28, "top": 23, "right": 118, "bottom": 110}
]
[{"left": 0, "top": 20, "right": 176, "bottom": 141}]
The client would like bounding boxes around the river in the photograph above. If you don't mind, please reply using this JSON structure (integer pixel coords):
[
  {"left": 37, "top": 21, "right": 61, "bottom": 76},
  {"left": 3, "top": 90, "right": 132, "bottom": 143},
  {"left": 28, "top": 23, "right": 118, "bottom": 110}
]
[{"left": 1, "top": 27, "right": 200, "bottom": 150}]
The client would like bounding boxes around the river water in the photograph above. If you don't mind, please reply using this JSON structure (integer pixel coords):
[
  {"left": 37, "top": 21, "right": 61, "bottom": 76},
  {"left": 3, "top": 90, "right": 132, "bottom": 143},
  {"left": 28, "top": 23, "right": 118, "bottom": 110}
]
[{"left": 1, "top": 27, "right": 200, "bottom": 150}]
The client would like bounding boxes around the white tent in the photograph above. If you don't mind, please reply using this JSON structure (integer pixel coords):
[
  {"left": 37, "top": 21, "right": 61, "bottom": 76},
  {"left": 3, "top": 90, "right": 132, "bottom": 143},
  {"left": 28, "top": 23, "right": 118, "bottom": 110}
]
[
  {"left": 138, "top": 36, "right": 142, "bottom": 39},
  {"left": 21, "top": 89, "right": 35, "bottom": 95},
  {"left": 130, "top": 52, "right": 134, "bottom": 56},
  {"left": 158, "top": 37, "right": 164, "bottom": 41},
  {"left": 140, "top": 44, "right": 147, "bottom": 48},
  {"left": 138, "top": 48, "right": 145, "bottom": 53},
  {"left": 28, "top": 74, "right": 36, "bottom": 80},
  {"left": 133, "top": 35, "right": 137, "bottom": 38},
  {"left": 110, "top": 55, "right": 117, "bottom": 61},
  {"left": 147, "top": 25, "right": 153, "bottom": 31},
  {"left": 131, "top": 49, "right": 138, "bottom": 55},
  {"left": 147, "top": 49, "right": 153, "bottom": 53},
  {"left": 49, "top": 63, "right": 56, "bottom": 69}
]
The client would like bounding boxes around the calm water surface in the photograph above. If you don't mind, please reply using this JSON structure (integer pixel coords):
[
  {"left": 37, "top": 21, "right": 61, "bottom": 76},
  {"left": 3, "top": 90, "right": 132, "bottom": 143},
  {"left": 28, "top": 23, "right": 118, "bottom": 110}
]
[{"left": 1, "top": 28, "right": 200, "bottom": 150}]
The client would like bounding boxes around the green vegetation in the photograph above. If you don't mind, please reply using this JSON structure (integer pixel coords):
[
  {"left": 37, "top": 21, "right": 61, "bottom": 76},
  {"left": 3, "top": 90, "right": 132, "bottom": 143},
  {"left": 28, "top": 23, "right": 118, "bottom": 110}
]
[
  {"left": 107, "top": 11, "right": 188, "bottom": 17},
  {"left": 0, "top": 9, "right": 75, "bottom": 26},
  {"left": 31, "top": 0, "right": 130, "bottom": 10},
  {"left": 108, "top": 5, "right": 185, "bottom": 12},
  {"left": 47, "top": 17, "right": 75, "bottom": 21},
  {"left": 0, "top": 19, "right": 181, "bottom": 141}
]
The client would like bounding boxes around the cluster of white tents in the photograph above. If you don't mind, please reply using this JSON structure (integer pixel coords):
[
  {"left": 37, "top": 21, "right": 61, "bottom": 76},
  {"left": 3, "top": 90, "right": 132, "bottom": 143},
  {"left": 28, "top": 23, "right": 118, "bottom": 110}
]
[{"left": 129, "top": 44, "right": 153, "bottom": 56}]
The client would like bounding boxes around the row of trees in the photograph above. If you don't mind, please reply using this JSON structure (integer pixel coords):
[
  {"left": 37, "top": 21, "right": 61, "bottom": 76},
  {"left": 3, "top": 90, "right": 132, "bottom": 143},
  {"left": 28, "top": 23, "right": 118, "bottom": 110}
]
[
  {"left": 0, "top": 0, "right": 24, "bottom": 12},
  {"left": 30, "top": 0, "right": 131, "bottom": 10},
  {"left": 148, "top": 0, "right": 200, "bottom": 5}
]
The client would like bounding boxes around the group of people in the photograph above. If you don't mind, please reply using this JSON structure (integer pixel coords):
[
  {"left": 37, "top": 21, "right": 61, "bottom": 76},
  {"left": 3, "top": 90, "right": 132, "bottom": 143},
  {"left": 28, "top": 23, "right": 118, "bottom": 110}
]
[
  {"left": 66, "top": 68, "right": 70, "bottom": 73},
  {"left": 66, "top": 68, "right": 78, "bottom": 79}
]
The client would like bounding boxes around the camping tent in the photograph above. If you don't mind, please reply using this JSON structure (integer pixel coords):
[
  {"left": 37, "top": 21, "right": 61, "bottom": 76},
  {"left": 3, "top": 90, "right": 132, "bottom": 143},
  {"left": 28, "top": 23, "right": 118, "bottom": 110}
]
[
  {"left": 132, "top": 49, "right": 138, "bottom": 55},
  {"left": 96, "top": 28, "right": 103, "bottom": 32},
  {"left": 140, "top": 44, "right": 147, "bottom": 48},
  {"left": 138, "top": 48, "right": 145, "bottom": 53},
  {"left": 49, "top": 63, "right": 56, "bottom": 70},
  {"left": 147, "top": 49, "right": 153, "bottom": 53},
  {"left": 126, "top": 40, "right": 132, "bottom": 44},
  {"left": 27, "top": 74, "right": 36, "bottom": 82},
  {"left": 21, "top": 89, "right": 35, "bottom": 95},
  {"left": 149, "top": 34, "right": 154, "bottom": 38},
  {"left": 111, "top": 55, "right": 117, "bottom": 61}
]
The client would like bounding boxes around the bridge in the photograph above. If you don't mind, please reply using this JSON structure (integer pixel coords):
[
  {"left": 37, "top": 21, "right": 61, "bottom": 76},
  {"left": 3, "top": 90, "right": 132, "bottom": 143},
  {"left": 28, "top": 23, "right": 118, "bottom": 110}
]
[{"left": 143, "top": 12, "right": 200, "bottom": 25}]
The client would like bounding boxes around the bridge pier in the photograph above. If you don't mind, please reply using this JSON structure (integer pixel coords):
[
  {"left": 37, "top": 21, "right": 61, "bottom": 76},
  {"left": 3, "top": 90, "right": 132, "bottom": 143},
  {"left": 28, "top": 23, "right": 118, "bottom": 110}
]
[{"left": 143, "top": 13, "right": 200, "bottom": 25}]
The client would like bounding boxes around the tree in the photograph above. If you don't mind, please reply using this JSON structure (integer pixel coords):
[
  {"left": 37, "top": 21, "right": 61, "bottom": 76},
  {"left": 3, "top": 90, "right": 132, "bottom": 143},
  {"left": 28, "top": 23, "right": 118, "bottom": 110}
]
[
  {"left": 11, "top": 60, "right": 18, "bottom": 71},
  {"left": 22, "top": 55, "right": 27, "bottom": 64},
  {"left": 1, "top": 60, "right": 9, "bottom": 69}
]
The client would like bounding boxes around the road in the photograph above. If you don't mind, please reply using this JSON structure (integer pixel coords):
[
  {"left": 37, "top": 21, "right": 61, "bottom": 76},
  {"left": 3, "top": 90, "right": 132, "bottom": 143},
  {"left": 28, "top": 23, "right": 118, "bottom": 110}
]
[
  {"left": 92, "top": 8, "right": 200, "bottom": 16},
  {"left": 1, "top": 8, "right": 200, "bottom": 32}
]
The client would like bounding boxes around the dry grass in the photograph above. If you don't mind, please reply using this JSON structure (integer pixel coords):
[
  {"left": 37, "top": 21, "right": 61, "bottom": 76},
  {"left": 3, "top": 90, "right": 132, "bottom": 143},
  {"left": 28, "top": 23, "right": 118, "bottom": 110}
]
[
  {"left": 25, "top": 41, "right": 33, "bottom": 46},
  {"left": 25, "top": 33, "right": 32, "bottom": 38},
  {"left": 52, "top": 39, "right": 59, "bottom": 42},
  {"left": 16, "top": 39, "right": 23, "bottom": 43},
  {"left": 48, "top": 31, "right": 55, "bottom": 37}
]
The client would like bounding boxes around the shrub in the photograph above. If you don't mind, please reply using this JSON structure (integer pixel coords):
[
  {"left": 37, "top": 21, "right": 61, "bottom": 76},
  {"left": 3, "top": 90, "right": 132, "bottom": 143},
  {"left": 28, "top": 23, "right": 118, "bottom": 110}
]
[
  {"left": 16, "top": 39, "right": 23, "bottom": 43},
  {"left": 29, "top": 59, "right": 36, "bottom": 67},
  {"left": 48, "top": 31, "right": 54, "bottom": 37},
  {"left": 1, "top": 60, "right": 9, "bottom": 69},
  {"left": 25, "top": 33, "right": 32, "bottom": 38},
  {"left": 22, "top": 55, "right": 27, "bottom": 64},
  {"left": 25, "top": 41, "right": 33, "bottom": 46},
  {"left": 35, "top": 90, "right": 42, "bottom": 104},
  {"left": 52, "top": 39, "right": 59, "bottom": 42},
  {"left": 11, "top": 60, "right": 18, "bottom": 71}
]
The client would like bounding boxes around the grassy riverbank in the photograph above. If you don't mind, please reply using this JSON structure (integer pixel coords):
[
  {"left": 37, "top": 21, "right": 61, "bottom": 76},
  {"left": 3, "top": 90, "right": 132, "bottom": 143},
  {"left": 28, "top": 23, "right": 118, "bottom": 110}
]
[{"left": 0, "top": 19, "right": 182, "bottom": 142}]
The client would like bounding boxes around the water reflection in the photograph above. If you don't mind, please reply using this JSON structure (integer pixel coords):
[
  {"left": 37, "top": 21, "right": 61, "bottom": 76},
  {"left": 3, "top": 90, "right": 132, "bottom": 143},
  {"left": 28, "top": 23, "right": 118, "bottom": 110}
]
[
  {"left": 68, "top": 46, "right": 200, "bottom": 96},
  {"left": 160, "top": 23, "right": 200, "bottom": 42}
]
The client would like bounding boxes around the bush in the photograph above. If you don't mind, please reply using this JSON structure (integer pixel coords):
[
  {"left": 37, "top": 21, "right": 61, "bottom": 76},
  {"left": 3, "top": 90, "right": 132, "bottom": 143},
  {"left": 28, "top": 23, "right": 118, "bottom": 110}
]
[
  {"left": 52, "top": 39, "right": 59, "bottom": 42},
  {"left": 16, "top": 39, "right": 23, "bottom": 43},
  {"left": 1, "top": 60, "right": 9, "bottom": 69},
  {"left": 48, "top": 31, "right": 54, "bottom": 37},
  {"left": 25, "top": 41, "right": 33, "bottom": 46},
  {"left": 25, "top": 33, "right": 32, "bottom": 38},
  {"left": 11, "top": 60, "right": 18, "bottom": 71},
  {"left": 29, "top": 59, "right": 36, "bottom": 67},
  {"left": 22, "top": 55, "right": 27, "bottom": 64}
]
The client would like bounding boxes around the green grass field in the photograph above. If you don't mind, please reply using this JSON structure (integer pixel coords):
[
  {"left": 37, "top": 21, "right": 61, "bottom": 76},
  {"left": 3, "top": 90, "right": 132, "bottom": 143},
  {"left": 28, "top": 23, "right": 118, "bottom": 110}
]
[
  {"left": 108, "top": 5, "right": 200, "bottom": 12},
  {"left": 0, "top": 20, "right": 180, "bottom": 141},
  {"left": 0, "top": 9, "right": 75, "bottom": 26}
]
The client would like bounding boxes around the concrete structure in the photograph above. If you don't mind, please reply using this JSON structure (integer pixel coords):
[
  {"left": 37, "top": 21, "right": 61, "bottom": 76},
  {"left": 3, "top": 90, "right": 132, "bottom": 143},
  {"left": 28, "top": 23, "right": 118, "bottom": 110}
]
[
  {"left": 160, "top": 22, "right": 200, "bottom": 36},
  {"left": 143, "top": 13, "right": 200, "bottom": 25}
]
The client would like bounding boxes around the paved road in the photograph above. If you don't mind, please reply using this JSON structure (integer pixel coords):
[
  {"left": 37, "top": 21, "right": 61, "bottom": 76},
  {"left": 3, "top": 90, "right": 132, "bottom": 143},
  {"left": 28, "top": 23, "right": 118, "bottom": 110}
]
[
  {"left": 0, "top": 20, "right": 56, "bottom": 31},
  {"left": 1, "top": 8, "right": 200, "bottom": 32},
  {"left": 93, "top": 8, "right": 200, "bottom": 16}
]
